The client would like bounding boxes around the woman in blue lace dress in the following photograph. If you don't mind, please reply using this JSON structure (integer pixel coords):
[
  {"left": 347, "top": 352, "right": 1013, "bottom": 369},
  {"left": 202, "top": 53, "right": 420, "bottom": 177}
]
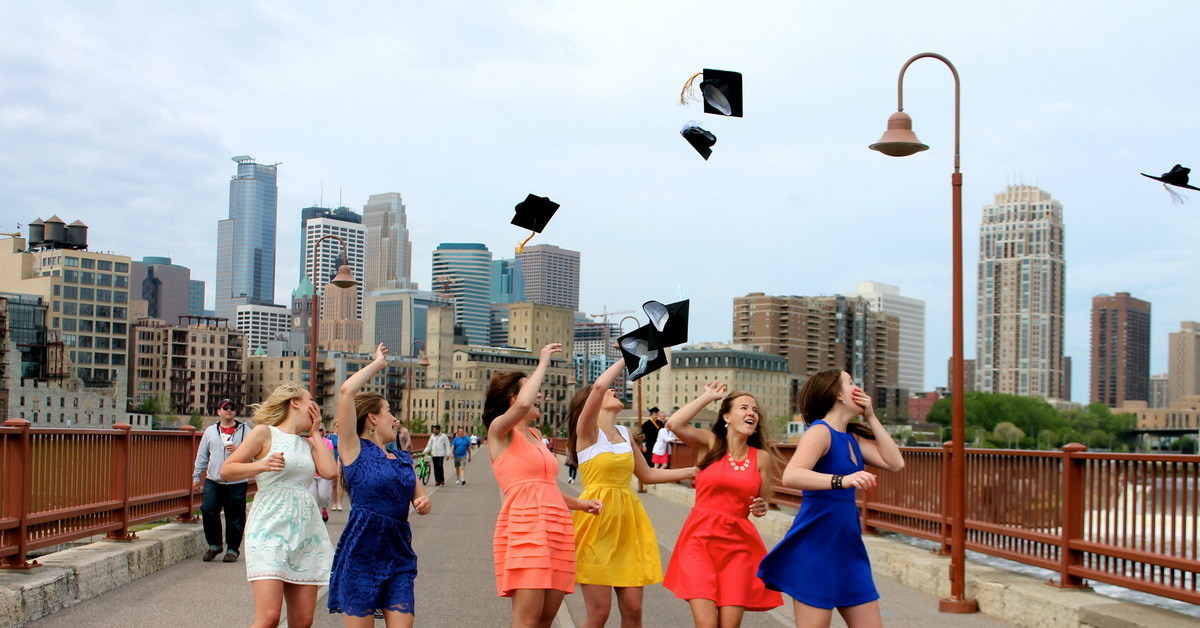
[
  {"left": 220, "top": 383, "right": 337, "bottom": 628},
  {"left": 328, "top": 343, "right": 432, "bottom": 628}
]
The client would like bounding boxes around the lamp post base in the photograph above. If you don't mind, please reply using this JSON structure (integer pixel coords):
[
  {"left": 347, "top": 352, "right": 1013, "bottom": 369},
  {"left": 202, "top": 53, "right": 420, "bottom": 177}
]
[{"left": 938, "top": 597, "right": 979, "bottom": 613}]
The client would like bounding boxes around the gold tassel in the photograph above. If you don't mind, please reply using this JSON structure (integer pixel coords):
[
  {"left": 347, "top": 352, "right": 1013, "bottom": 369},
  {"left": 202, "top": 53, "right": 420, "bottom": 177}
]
[
  {"left": 680, "top": 71, "right": 703, "bottom": 105},
  {"left": 515, "top": 231, "right": 536, "bottom": 254}
]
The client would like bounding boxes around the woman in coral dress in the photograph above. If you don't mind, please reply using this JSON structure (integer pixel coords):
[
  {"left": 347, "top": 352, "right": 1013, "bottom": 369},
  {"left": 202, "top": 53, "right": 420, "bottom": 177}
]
[
  {"left": 565, "top": 358, "right": 696, "bottom": 627},
  {"left": 663, "top": 383, "right": 783, "bottom": 627},
  {"left": 484, "top": 342, "right": 603, "bottom": 628}
]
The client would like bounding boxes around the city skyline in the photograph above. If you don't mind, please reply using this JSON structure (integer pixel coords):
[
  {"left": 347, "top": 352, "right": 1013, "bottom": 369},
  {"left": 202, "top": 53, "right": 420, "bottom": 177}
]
[{"left": 5, "top": 3, "right": 1200, "bottom": 400}]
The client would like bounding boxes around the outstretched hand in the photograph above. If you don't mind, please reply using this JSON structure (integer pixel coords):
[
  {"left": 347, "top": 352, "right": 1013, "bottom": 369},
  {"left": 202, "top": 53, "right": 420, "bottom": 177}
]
[
  {"left": 703, "top": 382, "right": 728, "bottom": 402},
  {"left": 374, "top": 343, "right": 389, "bottom": 362},
  {"left": 575, "top": 499, "right": 602, "bottom": 515},
  {"left": 539, "top": 343, "right": 563, "bottom": 364}
]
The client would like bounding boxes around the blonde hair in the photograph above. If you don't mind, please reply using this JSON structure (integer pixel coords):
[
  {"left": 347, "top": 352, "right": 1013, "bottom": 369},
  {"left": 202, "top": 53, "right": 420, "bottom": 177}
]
[{"left": 251, "top": 383, "right": 307, "bottom": 427}]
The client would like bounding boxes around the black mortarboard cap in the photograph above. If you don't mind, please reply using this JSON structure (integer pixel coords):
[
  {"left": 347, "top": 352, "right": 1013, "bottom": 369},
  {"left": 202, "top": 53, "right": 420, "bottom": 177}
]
[
  {"left": 511, "top": 194, "right": 560, "bottom": 233},
  {"left": 618, "top": 324, "right": 669, "bottom": 381},
  {"left": 699, "top": 69, "right": 743, "bottom": 117},
  {"left": 643, "top": 299, "right": 689, "bottom": 350},
  {"left": 1141, "top": 164, "right": 1200, "bottom": 191},
  {"left": 681, "top": 123, "right": 716, "bottom": 160}
]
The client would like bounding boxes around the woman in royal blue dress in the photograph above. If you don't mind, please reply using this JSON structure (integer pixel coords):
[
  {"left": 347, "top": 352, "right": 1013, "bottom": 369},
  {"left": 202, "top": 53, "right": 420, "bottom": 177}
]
[
  {"left": 328, "top": 343, "right": 432, "bottom": 627},
  {"left": 758, "top": 369, "right": 905, "bottom": 628}
]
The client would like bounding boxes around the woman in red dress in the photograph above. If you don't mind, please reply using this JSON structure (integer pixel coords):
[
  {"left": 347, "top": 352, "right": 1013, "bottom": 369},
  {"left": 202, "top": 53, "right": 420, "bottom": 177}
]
[{"left": 663, "top": 382, "right": 783, "bottom": 627}]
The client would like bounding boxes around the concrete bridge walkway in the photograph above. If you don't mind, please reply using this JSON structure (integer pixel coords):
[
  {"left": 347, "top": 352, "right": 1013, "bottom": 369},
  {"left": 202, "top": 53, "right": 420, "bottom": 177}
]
[{"left": 17, "top": 447, "right": 1180, "bottom": 627}]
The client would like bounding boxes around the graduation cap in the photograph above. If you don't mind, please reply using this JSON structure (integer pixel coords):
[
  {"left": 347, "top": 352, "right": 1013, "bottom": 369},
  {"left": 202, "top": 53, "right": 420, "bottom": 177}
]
[
  {"left": 680, "top": 69, "right": 743, "bottom": 118},
  {"left": 618, "top": 324, "right": 669, "bottom": 381},
  {"left": 1142, "top": 164, "right": 1200, "bottom": 190},
  {"left": 681, "top": 122, "right": 716, "bottom": 160},
  {"left": 643, "top": 299, "right": 689, "bottom": 350},
  {"left": 511, "top": 194, "right": 560, "bottom": 253}
]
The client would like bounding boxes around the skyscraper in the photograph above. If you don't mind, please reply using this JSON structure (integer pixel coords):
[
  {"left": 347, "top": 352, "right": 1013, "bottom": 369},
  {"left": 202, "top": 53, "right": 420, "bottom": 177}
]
[
  {"left": 975, "top": 185, "right": 1066, "bottom": 399},
  {"left": 216, "top": 156, "right": 279, "bottom": 321},
  {"left": 362, "top": 193, "right": 413, "bottom": 291},
  {"left": 491, "top": 258, "right": 524, "bottom": 304},
  {"left": 517, "top": 244, "right": 580, "bottom": 310},
  {"left": 1090, "top": 292, "right": 1151, "bottom": 407},
  {"left": 303, "top": 216, "right": 366, "bottom": 319},
  {"left": 849, "top": 281, "right": 925, "bottom": 392},
  {"left": 1167, "top": 321, "right": 1200, "bottom": 406},
  {"left": 431, "top": 243, "right": 493, "bottom": 346},
  {"left": 298, "top": 206, "right": 361, "bottom": 283},
  {"left": 130, "top": 256, "right": 193, "bottom": 325}
]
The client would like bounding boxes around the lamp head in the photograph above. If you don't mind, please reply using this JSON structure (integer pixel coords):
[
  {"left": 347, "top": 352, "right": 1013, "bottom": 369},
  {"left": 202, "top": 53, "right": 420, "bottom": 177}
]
[
  {"left": 330, "top": 264, "right": 356, "bottom": 289},
  {"left": 869, "top": 111, "right": 929, "bottom": 157},
  {"left": 418, "top": 355, "right": 431, "bottom": 367}
]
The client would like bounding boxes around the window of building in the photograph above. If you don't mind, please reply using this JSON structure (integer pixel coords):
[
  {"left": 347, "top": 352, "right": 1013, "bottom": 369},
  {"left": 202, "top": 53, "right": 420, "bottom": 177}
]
[
  {"left": 114, "top": 262, "right": 128, "bottom": 273},
  {"left": 81, "top": 258, "right": 95, "bottom": 269},
  {"left": 79, "top": 303, "right": 94, "bottom": 316},
  {"left": 97, "top": 260, "right": 112, "bottom": 271},
  {"left": 80, "top": 288, "right": 94, "bottom": 300},
  {"left": 62, "top": 318, "right": 77, "bottom": 331},
  {"left": 97, "top": 274, "right": 112, "bottom": 287},
  {"left": 114, "top": 275, "right": 127, "bottom": 288},
  {"left": 63, "top": 269, "right": 79, "bottom": 283},
  {"left": 80, "top": 271, "right": 95, "bottom": 285},
  {"left": 79, "top": 320, "right": 93, "bottom": 332},
  {"left": 96, "top": 290, "right": 111, "bottom": 303},
  {"left": 64, "top": 286, "right": 78, "bottom": 299},
  {"left": 65, "top": 257, "right": 79, "bottom": 267}
]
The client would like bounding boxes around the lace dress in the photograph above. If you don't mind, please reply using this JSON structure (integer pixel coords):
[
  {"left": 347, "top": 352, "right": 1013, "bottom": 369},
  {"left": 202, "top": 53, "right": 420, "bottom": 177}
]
[
  {"left": 244, "top": 426, "right": 334, "bottom": 584},
  {"left": 328, "top": 441, "right": 418, "bottom": 616}
]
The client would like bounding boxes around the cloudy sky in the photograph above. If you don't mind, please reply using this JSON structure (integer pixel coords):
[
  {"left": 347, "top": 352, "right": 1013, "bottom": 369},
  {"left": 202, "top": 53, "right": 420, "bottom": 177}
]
[{"left": 4, "top": 2, "right": 1198, "bottom": 400}]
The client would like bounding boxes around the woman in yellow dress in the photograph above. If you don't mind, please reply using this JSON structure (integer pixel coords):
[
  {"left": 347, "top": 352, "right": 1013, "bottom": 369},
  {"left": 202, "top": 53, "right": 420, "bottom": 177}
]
[{"left": 566, "top": 359, "right": 697, "bottom": 628}]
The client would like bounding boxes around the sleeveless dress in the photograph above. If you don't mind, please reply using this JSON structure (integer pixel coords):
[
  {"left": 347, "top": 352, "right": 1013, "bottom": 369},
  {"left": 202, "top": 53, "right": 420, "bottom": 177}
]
[
  {"left": 758, "top": 420, "right": 879, "bottom": 609},
  {"left": 573, "top": 425, "right": 661, "bottom": 586},
  {"left": 492, "top": 427, "right": 575, "bottom": 597},
  {"left": 663, "top": 448, "right": 782, "bottom": 611},
  {"left": 244, "top": 426, "right": 334, "bottom": 584},
  {"left": 328, "top": 441, "right": 418, "bottom": 616}
]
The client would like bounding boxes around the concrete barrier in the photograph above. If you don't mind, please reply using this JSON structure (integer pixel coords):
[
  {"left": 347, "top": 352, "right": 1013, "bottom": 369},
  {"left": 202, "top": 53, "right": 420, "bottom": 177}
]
[{"left": 0, "top": 523, "right": 204, "bottom": 628}]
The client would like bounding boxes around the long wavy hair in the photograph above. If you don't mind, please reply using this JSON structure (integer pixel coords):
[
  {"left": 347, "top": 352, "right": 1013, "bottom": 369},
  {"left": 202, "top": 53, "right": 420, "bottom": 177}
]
[
  {"left": 696, "top": 392, "right": 781, "bottom": 470},
  {"left": 251, "top": 383, "right": 307, "bottom": 427},
  {"left": 564, "top": 386, "right": 595, "bottom": 466},
  {"left": 483, "top": 371, "right": 526, "bottom": 429},
  {"left": 797, "top": 369, "right": 875, "bottom": 440},
  {"left": 354, "top": 392, "right": 386, "bottom": 435}
]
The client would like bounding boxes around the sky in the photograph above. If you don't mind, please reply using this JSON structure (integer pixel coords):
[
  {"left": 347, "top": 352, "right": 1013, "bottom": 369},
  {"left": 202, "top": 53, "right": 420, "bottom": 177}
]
[{"left": 4, "top": 2, "right": 1199, "bottom": 401}]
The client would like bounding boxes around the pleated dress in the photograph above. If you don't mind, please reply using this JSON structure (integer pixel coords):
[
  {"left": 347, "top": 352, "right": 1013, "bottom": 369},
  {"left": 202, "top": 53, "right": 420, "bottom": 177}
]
[
  {"left": 244, "top": 426, "right": 334, "bottom": 585},
  {"left": 492, "top": 427, "right": 575, "bottom": 596},
  {"left": 758, "top": 420, "right": 879, "bottom": 609},
  {"left": 327, "top": 441, "right": 418, "bottom": 617},
  {"left": 573, "top": 425, "right": 661, "bottom": 587},
  {"left": 663, "top": 448, "right": 782, "bottom": 611}
]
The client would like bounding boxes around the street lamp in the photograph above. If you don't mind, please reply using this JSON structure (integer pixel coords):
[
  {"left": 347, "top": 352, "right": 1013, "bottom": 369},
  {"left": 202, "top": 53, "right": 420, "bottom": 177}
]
[
  {"left": 308, "top": 235, "right": 356, "bottom": 402},
  {"left": 618, "top": 315, "right": 643, "bottom": 423},
  {"left": 405, "top": 339, "right": 429, "bottom": 432},
  {"left": 869, "top": 52, "right": 977, "bottom": 614}
]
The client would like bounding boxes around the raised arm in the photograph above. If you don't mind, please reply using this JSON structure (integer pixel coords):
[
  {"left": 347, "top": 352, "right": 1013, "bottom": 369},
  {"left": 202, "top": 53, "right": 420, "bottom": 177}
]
[
  {"left": 631, "top": 440, "right": 697, "bottom": 484},
  {"left": 851, "top": 387, "right": 905, "bottom": 472},
  {"left": 488, "top": 343, "right": 561, "bottom": 440},
  {"left": 337, "top": 343, "right": 389, "bottom": 467},
  {"left": 665, "top": 382, "right": 725, "bottom": 451},
  {"left": 307, "top": 403, "right": 338, "bottom": 479},
  {"left": 574, "top": 358, "right": 627, "bottom": 453}
]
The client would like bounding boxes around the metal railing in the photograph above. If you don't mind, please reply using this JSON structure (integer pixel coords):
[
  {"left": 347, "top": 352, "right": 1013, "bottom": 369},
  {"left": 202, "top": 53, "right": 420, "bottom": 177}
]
[
  {"left": 660, "top": 441, "right": 1199, "bottom": 606},
  {"left": 0, "top": 419, "right": 255, "bottom": 568}
]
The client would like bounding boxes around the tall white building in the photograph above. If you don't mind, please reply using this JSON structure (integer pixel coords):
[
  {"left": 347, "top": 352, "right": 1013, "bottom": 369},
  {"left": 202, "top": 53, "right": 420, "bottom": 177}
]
[
  {"left": 362, "top": 193, "right": 414, "bottom": 292},
  {"left": 849, "top": 281, "right": 925, "bottom": 392},
  {"left": 235, "top": 303, "right": 291, "bottom": 354},
  {"left": 517, "top": 244, "right": 580, "bottom": 310},
  {"left": 303, "top": 217, "right": 366, "bottom": 320},
  {"left": 975, "top": 185, "right": 1066, "bottom": 399}
]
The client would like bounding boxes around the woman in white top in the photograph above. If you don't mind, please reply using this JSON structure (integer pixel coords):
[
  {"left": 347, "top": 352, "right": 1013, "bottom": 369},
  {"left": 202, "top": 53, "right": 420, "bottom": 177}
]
[{"left": 651, "top": 427, "right": 676, "bottom": 468}]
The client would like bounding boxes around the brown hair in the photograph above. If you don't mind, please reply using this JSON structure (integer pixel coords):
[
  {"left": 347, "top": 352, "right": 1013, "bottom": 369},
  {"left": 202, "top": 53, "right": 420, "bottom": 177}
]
[
  {"left": 564, "top": 386, "right": 593, "bottom": 465},
  {"left": 696, "top": 392, "right": 781, "bottom": 470},
  {"left": 796, "top": 369, "right": 875, "bottom": 440},
  {"left": 354, "top": 392, "right": 386, "bottom": 435},
  {"left": 483, "top": 371, "right": 526, "bottom": 428}
]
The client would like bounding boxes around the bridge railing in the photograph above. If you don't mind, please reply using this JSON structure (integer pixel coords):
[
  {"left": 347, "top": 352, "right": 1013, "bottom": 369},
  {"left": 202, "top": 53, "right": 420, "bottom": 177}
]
[
  {"left": 660, "top": 440, "right": 1199, "bottom": 606},
  {"left": 0, "top": 419, "right": 257, "bottom": 568}
]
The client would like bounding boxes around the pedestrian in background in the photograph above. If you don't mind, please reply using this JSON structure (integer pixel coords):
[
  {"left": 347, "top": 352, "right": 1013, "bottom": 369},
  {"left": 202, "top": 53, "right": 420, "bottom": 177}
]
[
  {"left": 422, "top": 424, "right": 451, "bottom": 486},
  {"left": 651, "top": 425, "right": 677, "bottom": 469},
  {"left": 451, "top": 428, "right": 472, "bottom": 485},
  {"left": 758, "top": 369, "right": 905, "bottom": 628},
  {"left": 191, "top": 398, "right": 249, "bottom": 562}
]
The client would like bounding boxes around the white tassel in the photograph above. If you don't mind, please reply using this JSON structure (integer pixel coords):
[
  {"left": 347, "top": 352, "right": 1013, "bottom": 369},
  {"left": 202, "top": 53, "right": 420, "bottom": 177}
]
[{"left": 1165, "top": 184, "right": 1188, "bottom": 205}]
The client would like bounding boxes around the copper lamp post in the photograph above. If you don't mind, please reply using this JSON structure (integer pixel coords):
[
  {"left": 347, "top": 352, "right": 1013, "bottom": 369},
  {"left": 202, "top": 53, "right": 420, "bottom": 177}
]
[
  {"left": 869, "top": 52, "right": 977, "bottom": 613},
  {"left": 308, "top": 235, "right": 356, "bottom": 401}
]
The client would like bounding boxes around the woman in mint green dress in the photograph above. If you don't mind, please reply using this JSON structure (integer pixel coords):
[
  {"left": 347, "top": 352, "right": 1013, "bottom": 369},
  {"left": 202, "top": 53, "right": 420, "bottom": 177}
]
[{"left": 221, "top": 383, "right": 338, "bottom": 628}]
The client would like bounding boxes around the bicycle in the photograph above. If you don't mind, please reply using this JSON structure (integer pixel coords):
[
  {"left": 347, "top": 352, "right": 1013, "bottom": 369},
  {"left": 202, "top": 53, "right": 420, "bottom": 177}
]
[{"left": 412, "top": 453, "right": 431, "bottom": 486}]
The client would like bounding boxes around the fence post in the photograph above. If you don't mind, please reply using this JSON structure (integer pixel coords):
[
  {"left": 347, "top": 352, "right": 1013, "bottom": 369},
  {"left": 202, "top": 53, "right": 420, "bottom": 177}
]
[
  {"left": 1049, "top": 442, "right": 1088, "bottom": 589},
  {"left": 935, "top": 440, "right": 952, "bottom": 555},
  {"left": 176, "top": 425, "right": 200, "bottom": 523},
  {"left": 105, "top": 423, "right": 136, "bottom": 541},
  {"left": 1, "top": 419, "right": 38, "bottom": 569}
]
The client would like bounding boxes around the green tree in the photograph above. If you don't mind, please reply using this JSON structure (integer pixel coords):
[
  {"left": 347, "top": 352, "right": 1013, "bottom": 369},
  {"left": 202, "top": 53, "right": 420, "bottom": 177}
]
[
  {"left": 189, "top": 409, "right": 203, "bottom": 430},
  {"left": 137, "top": 395, "right": 176, "bottom": 429},
  {"left": 993, "top": 421, "right": 1025, "bottom": 448}
]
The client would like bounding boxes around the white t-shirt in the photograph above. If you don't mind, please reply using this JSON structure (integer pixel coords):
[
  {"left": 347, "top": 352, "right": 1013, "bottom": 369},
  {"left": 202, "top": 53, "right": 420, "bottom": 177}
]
[{"left": 652, "top": 427, "right": 675, "bottom": 456}]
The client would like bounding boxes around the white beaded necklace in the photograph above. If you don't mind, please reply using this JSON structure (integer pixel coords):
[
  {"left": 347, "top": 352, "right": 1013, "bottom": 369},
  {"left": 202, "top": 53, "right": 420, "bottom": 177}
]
[{"left": 727, "top": 453, "right": 751, "bottom": 472}]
